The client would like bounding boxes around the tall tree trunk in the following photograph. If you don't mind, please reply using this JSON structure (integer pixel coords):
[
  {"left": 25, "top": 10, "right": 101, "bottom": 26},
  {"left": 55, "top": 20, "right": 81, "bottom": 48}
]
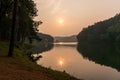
[{"left": 8, "top": 0, "right": 18, "bottom": 57}]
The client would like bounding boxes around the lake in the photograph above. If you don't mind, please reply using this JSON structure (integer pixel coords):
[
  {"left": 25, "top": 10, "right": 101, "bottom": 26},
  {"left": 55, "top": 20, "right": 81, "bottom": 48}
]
[{"left": 33, "top": 42, "right": 120, "bottom": 80}]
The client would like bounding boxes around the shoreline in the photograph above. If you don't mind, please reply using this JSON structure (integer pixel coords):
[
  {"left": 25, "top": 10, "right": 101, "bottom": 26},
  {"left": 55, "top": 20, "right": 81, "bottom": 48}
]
[{"left": 0, "top": 41, "right": 80, "bottom": 80}]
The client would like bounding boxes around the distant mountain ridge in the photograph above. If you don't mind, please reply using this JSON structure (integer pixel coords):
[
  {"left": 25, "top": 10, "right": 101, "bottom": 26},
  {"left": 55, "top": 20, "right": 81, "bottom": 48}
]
[{"left": 54, "top": 35, "right": 77, "bottom": 42}]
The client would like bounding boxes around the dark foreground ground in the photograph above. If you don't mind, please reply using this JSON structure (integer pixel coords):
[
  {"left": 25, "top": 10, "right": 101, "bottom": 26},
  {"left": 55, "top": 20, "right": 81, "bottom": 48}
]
[{"left": 0, "top": 41, "right": 80, "bottom": 80}]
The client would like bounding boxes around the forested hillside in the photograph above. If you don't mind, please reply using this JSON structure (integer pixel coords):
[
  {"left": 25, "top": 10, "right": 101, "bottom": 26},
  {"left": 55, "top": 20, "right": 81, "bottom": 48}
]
[
  {"left": 77, "top": 14, "right": 120, "bottom": 44},
  {"left": 30, "top": 33, "right": 54, "bottom": 45}
]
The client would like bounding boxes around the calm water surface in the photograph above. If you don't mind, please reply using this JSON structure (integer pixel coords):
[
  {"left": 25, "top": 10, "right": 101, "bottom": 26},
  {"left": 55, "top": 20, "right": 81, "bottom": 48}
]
[{"left": 35, "top": 42, "right": 120, "bottom": 80}]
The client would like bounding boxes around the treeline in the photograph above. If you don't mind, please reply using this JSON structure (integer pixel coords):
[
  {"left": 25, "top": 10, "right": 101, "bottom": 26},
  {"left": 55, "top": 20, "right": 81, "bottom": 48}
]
[
  {"left": 31, "top": 33, "right": 54, "bottom": 44},
  {"left": 54, "top": 35, "right": 77, "bottom": 42},
  {"left": 0, "top": 0, "right": 42, "bottom": 43},
  {"left": 77, "top": 14, "right": 120, "bottom": 44}
]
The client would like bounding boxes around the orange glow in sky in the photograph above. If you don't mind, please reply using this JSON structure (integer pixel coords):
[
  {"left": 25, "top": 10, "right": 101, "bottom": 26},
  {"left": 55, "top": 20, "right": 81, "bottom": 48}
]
[
  {"left": 58, "top": 18, "right": 64, "bottom": 25},
  {"left": 34, "top": 0, "right": 120, "bottom": 36}
]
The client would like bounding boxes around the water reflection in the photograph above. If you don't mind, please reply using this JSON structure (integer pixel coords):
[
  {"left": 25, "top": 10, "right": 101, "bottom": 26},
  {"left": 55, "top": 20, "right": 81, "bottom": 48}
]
[
  {"left": 77, "top": 43, "right": 120, "bottom": 71},
  {"left": 58, "top": 58, "right": 64, "bottom": 67},
  {"left": 31, "top": 42, "right": 54, "bottom": 54},
  {"left": 27, "top": 42, "right": 54, "bottom": 61},
  {"left": 36, "top": 42, "right": 120, "bottom": 80},
  {"left": 27, "top": 43, "right": 120, "bottom": 80}
]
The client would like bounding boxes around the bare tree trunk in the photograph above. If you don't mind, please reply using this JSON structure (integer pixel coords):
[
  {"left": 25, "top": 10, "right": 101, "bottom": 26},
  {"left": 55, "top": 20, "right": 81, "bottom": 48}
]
[{"left": 8, "top": 0, "right": 18, "bottom": 57}]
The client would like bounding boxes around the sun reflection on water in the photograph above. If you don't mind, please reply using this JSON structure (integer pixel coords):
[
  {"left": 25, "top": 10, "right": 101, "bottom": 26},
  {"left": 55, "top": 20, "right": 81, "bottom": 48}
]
[{"left": 58, "top": 58, "right": 64, "bottom": 67}]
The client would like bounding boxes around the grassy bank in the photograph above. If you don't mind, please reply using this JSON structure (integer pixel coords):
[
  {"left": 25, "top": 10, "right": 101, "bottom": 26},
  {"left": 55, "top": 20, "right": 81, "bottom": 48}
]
[{"left": 0, "top": 41, "right": 80, "bottom": 80}]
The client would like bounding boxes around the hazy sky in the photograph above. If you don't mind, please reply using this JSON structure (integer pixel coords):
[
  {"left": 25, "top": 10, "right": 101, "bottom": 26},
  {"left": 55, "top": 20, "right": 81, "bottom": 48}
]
[{"left": 34, "top": 0, "right": 120, "bottom": 36}]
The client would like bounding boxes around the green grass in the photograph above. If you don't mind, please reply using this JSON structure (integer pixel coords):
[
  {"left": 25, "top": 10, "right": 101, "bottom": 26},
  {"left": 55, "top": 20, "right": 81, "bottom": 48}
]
[{"left": 0, "top": 41, "right": 80, "bottom": 80}]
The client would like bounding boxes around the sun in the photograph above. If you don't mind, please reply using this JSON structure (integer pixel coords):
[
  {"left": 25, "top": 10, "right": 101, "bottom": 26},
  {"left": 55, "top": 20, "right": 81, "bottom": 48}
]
[{"left": 58, "top": 18, "right": 64, "bottom": 25}]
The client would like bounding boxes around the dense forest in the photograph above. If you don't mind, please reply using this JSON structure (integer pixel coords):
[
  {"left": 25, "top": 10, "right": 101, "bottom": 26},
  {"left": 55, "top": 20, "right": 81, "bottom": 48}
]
[
  {"left": 77, "top": 14, "right": 120, "bottom": 72},
  {"left": 30, "top": 33, "right": 54, "bottom": 45},
  {"left": 77, "top": 14, "right": 120, "bottom": 44},
  {"left": 0, "top": 0, "right": 42, "bottom": 43},
  {"left": 0, "top": 0, "right": 54, "bottom": 57}
]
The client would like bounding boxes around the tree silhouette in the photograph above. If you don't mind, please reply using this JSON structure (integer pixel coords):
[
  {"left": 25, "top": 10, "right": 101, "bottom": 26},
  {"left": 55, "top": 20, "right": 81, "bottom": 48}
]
[
  {"left": 0, "top": 0, "right": 43, "bottom": 56},
  {"left": 8, "top": 0, "right": 18, "bottom": 57},
  {"left": 0, "top": 0, "right": 42, "bottom": 42}
]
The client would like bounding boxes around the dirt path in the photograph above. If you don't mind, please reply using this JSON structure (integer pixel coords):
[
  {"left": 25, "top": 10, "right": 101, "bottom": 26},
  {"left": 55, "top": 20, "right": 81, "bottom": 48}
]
[{"left": 0, "top": 54, "right": 53, "bottom": 80}]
